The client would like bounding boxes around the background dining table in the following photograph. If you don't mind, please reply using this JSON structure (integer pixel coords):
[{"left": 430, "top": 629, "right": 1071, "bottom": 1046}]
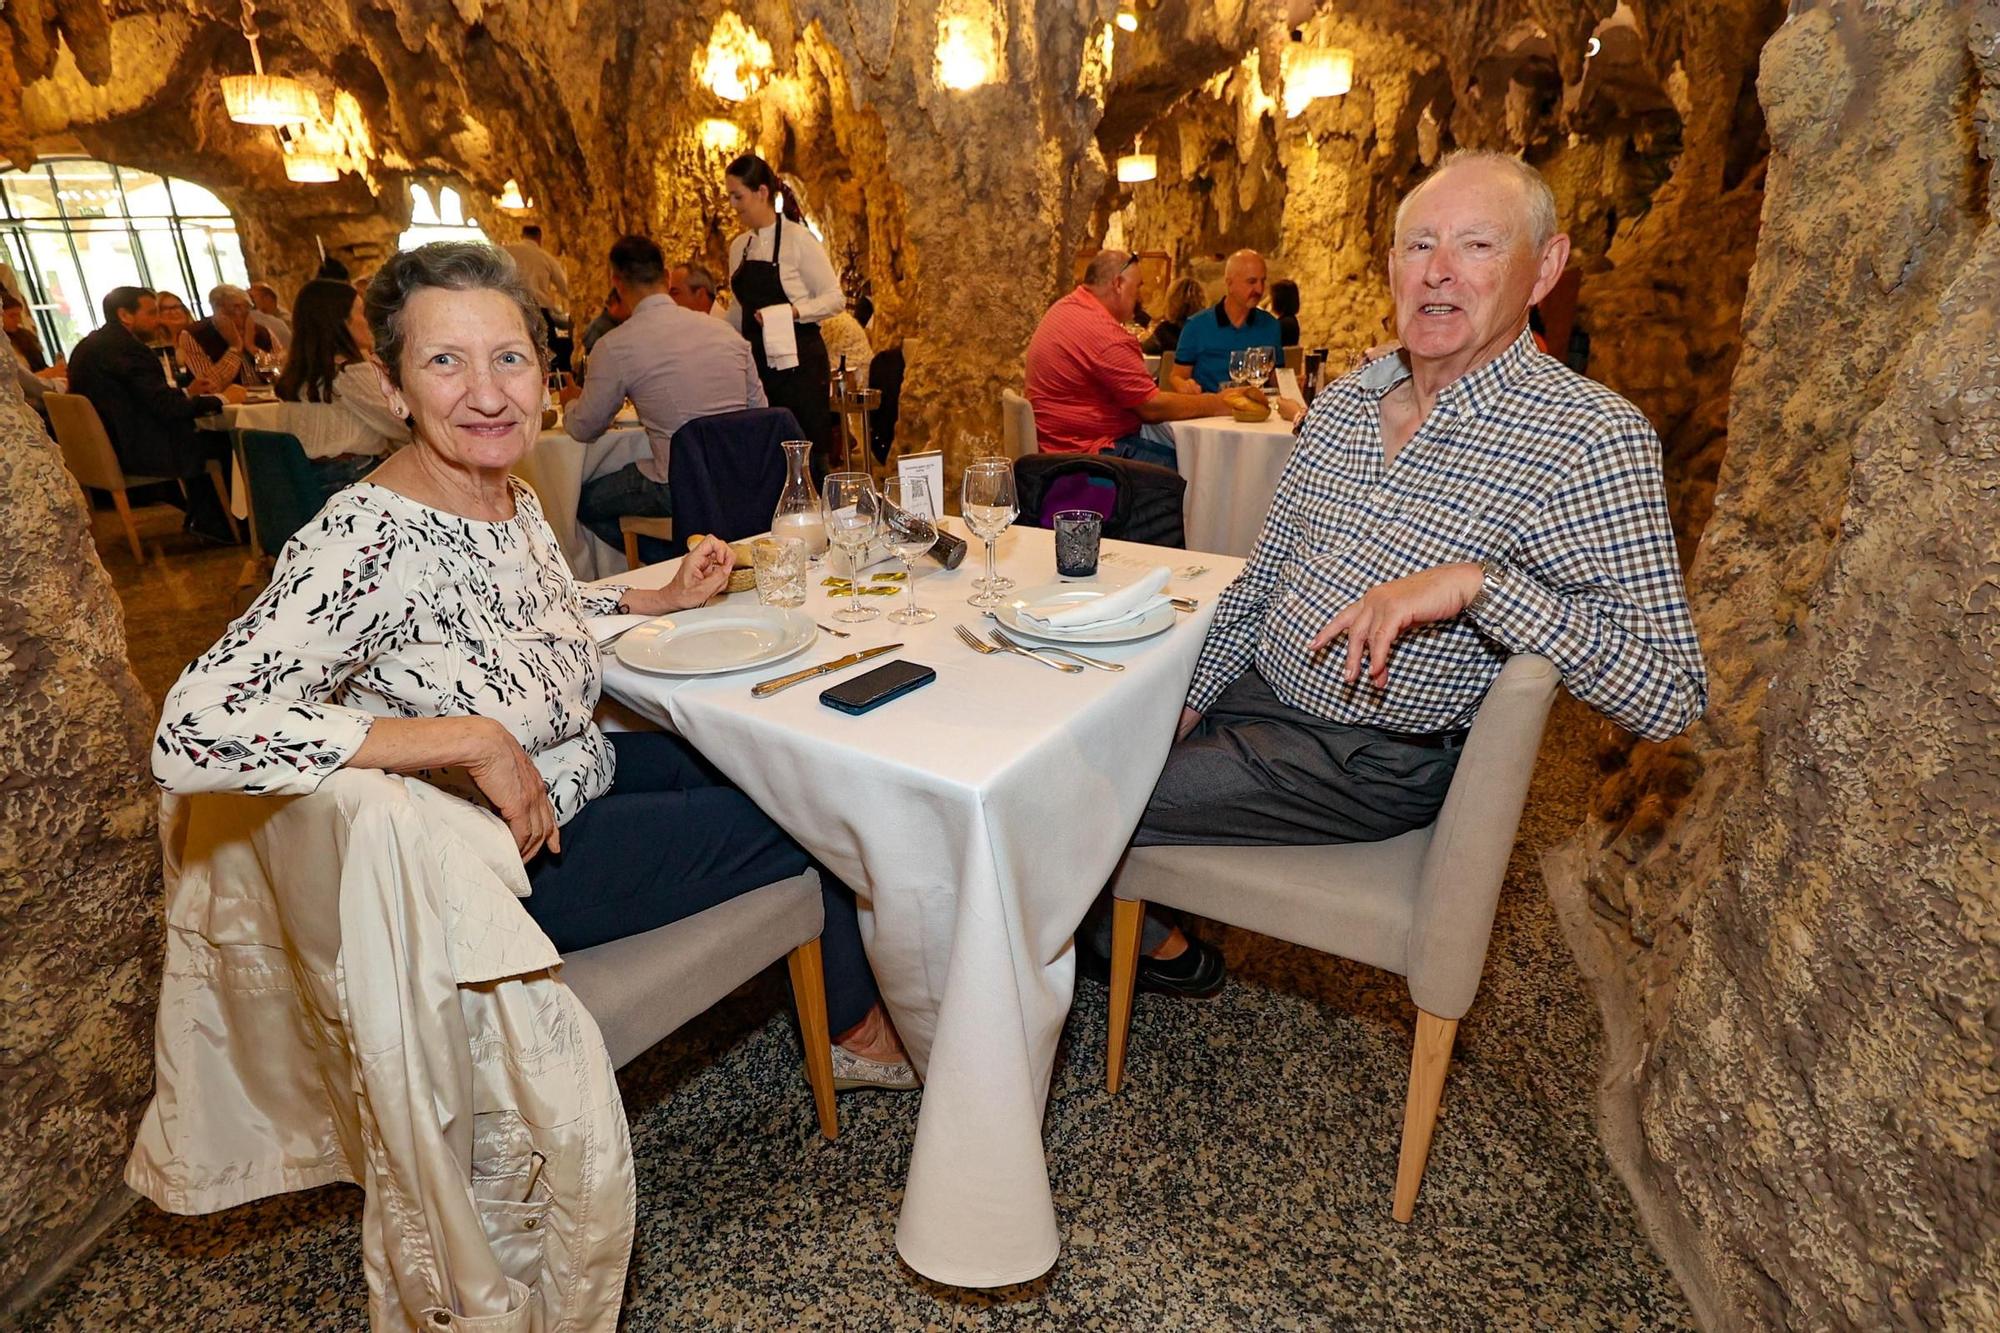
[
  {"left": 1163, "top": 366, "right": 1303, "bottom": 557},
  {"left": 511, "top": 416, "right": 649, "bottom": 580},
  {"left": 591, "top": 526, "right": 1244, "bottom": 1287}
]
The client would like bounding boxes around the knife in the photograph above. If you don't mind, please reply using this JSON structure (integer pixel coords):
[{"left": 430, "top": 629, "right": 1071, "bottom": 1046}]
[{"left": 751, "top": 643, "right": 903, "bottom": 698}]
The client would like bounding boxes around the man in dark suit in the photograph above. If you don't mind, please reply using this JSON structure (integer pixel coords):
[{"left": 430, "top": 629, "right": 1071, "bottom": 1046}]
[{"left": 67, "top": 286, "right": 245, "bottom": 543}]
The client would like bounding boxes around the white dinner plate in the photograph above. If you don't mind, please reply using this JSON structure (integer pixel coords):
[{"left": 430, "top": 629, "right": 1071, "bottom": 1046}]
[
  {"left": 612, "top": 605, "right": 817, "bottom": 676},
  {"left": 994, "top": 582, "right": 1177, "bottom": 645}
]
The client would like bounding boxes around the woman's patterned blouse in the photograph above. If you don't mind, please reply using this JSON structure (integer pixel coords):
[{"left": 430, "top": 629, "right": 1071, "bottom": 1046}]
[{"left": 154, "top": 477, "right": 628, "bottom": 827}]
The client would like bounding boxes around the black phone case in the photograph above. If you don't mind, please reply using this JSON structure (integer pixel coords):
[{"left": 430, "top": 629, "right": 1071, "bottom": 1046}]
[{"left": 820, "top": 661, "right": 937, "bottom": 715}]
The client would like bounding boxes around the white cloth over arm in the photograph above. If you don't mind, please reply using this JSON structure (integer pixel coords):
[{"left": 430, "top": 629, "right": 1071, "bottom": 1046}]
[
  {"left": 760, "top": 304, "right": 799, "bottom": 370},
  {"left": 127, "top": 772, "right": 634, "bottom": 1330}
]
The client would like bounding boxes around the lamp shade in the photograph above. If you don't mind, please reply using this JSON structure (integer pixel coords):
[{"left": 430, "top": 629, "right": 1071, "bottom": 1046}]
[
  {"left": 1115, "top": 152, "right": 1157, "bottom": 183},
  {"left": 222, "top": 73, "right": 318, "bottom": 126},
  {"left": 1283, "top": 46, "right": 1354, "bottom": 118},
  {"left": 282, "top": 151, "right": 342, "bottom": 184},
  {"left": 1115, "top": 6, "right": 1138, "bottom": 31}
]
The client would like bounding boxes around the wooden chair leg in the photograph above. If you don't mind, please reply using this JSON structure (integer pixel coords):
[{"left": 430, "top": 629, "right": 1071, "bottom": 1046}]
[
  {"left": 1392, "top": 1008, "right": 1459, "bottom": 1223},
  {"left": 207, "top": 461, "right": 242, "bottom": 543},
  {"left": 1105, "top": 896, "right": 1146, "bottom": 1093},
  {"left": 785, "top": 939, "right": 840, "bottom": 1141},
  {"left": 110, "top": 488, "right": 144, "bottom": 562},
  {"left": 622, "top": 529, "right": 641, "bottom": 571}
]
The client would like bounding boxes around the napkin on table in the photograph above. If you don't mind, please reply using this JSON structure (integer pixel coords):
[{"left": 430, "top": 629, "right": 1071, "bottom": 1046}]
[
  {"left": 761, "top": 305, "right": 799, "bottom": 371},
  {"left": 1020, "top": 566, "right": 1171, "bottom": 630}
]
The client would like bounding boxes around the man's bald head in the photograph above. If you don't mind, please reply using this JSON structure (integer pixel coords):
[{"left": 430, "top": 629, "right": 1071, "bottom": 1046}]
[
  {"left": 1082, "top": 249, "right": 1140, "bottom": 322},
  {"left": 1221, "top": 248, "right": 1267, "bottom": 315}
]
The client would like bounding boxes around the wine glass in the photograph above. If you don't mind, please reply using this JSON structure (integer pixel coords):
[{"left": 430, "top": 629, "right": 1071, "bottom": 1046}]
[
  {"left": 1226, "top": 347, "right": 1252, "bottom": 390},
  {"left": 821, "top": 472, "right": 881, "bottom": 623},
  {"left": 961, "top": 459, "right": 1018, "bottom": 609},
  {"left": 1251, "top": 345, "right": 1277, "bottom": 389},
  {"left": 881, "top": 476, "right": 938, "bottom": 625}
]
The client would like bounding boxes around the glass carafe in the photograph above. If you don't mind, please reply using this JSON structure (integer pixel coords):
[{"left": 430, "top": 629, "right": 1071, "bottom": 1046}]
[{"left": 771, "top": 439, "right": 829, "bottom": 560}]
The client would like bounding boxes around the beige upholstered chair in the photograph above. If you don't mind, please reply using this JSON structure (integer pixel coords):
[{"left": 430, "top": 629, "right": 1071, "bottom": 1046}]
[
  {"left": 1105, "top": 654, "right": 1560, "bottom": 1221},
  {"left": 46, "top": 391, "right": 237, "bottom": 560},
  {"left": 562, "top": 868, "right": 839, "bottom": 1137},
  {"left": 1001, "top": 388, "right": 1038, "bottom": 458}
]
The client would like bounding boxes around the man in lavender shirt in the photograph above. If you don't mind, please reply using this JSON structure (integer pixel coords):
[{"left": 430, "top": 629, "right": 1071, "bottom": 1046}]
[{"left": 563, "top": 233, "right": 766, "bottom": 550}]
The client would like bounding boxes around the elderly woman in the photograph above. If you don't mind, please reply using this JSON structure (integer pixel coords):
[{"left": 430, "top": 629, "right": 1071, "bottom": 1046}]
[{"left": 153, "top": 241, "right": 913, "bottom": 1088}]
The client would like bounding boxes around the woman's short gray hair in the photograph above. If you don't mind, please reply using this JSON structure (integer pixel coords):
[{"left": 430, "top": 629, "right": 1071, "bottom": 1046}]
[
  {"left": 1395, "top": 149, "right": 1560, "bottom": 250},
  {"left": 365, "top": 242, "right": 547, "bottom": 386}
]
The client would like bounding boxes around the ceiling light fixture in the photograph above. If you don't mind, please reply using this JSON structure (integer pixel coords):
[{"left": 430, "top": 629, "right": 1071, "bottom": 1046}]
[
  {"left": 1586, "top": 36, "right": 1602, "bottom": 57},
  {"left": 700, "top": 12, "right": 775, "bottom": 103},
  {"left": 1115, "top": 143, "right": 1157, "bottom": 183},
  {"left": 1115, "top": 5, "right": 1139, "bottom": 32},
  {"left": 282, "top": 149, "right": 342, "bottom": 184},
  {"left": 1282, "top": 34, "right": 1354, "bottom": 119},
  {"left": 221, "top": 0, "right": 318, "bottom": 126},
  {"left": 496, "top": 179, "right": 533, "bottom": 212},
  {"left": 936, "top": 14, "right": 998, "bottom": 90}
]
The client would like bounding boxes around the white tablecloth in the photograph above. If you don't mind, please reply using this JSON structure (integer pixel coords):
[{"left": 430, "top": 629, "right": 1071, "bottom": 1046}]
[
  {"left": 594, "top": 527, "right": 1242, "bottom": 1286},
  {"left": 512, "top": 424, "right": 651, "bottom": 580},
  {"left": 1167, "top": 412, "right": 1296, "bottom": 558}
]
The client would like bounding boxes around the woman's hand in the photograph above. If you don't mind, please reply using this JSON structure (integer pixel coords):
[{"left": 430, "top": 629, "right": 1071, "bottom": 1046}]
[
  {"left": 622, "top": 536, "right": 735, "bottom": 615},
  {"left": 464, "top": 718, "right": 561, "bottom": 860}
]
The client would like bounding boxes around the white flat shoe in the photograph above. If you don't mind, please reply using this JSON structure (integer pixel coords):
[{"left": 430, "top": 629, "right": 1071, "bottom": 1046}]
[{"left": 831, "top": 1045, "right": 921, "bottom": 1092}]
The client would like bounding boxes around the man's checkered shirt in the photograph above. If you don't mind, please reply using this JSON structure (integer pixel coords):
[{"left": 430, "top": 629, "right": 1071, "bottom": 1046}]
[{"left": 1186, "top": 329, "right": 1707, "bottom": 741}]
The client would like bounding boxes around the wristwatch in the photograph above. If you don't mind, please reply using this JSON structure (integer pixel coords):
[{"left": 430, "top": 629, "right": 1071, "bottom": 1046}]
[{"left": 1467, "top": 558, "right": 1504, "bottom": 618}]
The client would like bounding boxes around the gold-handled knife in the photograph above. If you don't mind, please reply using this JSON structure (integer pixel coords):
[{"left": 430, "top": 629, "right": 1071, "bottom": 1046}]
[{"left": 750, "top": 643, "right": 903, "bottom": 698}]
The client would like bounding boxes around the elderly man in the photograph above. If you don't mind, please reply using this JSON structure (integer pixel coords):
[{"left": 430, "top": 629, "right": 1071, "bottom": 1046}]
[
  {"left": 1024, "top": 249, "right": 1256, "bottom": 467},
  {"left": 178, "top": 283, "right": 276, "bottom": 389},
  {"left": 562, "top": 234, "right": 766, "bottom": 551},
  {"left": 1167, "top": 249, "right": 1285, "bottom": 393},
  {"left": 246, "top": 281, "right": 291, "bottom": 349},
  {"left": 666, "top": 261, "right": 721, "bottom": 315},
  {"left": 1089, "top": 151, "right": 1708, "bottom": 996}
]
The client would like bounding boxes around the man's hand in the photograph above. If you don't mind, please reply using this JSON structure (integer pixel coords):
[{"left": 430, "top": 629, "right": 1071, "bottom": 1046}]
[
  {"left": 622, "top": 535, "right": 735, "bottom": 613},
  {"left": 464, "top": 718, "right": 560, "bottom": 860},
  {"left": 1310, "top": 561, "right": 1483, "bottom": 687},
  {"left": 1274, "top": 395, "right": 1305, "bottom": 424},
  {"left": 220, "top": 384, "right": 248, "bottom": 405},
  {"left": 1176, "top": 706, "right": 1202, "bottom": 741}
]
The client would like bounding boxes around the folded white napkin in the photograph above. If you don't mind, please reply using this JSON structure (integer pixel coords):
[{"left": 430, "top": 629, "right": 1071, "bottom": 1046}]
[
  {"left": 588, "top": 613, "right": 650, "bottom": 647},
  {"left": 1021, "top": 566, "right": 1171, "bottom": 630},
  {"left": 762, "top": 305, "right": 799, "bottom": 371}
]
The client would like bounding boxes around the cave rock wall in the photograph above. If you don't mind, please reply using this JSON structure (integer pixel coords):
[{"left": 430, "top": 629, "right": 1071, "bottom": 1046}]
[{"left": 1543, "top": 3, "right": 2000, "bottom": 1328}]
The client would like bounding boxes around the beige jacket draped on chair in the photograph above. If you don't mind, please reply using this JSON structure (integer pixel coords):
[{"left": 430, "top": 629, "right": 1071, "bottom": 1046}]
[{"left": 126, "top": 770, "right": 635, "bottom": 1331}]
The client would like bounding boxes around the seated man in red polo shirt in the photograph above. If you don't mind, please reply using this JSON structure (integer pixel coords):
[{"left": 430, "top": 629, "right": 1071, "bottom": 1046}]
[{"left": 1025, "top": 250, "right": 1260, "bottom": 468}]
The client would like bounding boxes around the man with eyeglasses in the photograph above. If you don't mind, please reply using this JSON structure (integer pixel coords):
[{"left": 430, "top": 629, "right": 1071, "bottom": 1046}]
[{"left": 1025, "top": 249, "right": 1260, "bottom": 468}]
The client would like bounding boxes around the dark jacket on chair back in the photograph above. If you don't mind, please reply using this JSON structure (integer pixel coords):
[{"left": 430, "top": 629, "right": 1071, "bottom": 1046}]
[
  {"left": 668, "top": 406, "right": 805, "bottom": 547},
  {"left": 67, "top": 322, "right": 223, "bottom": 479},
  {"left": 1013, "top": 453, "right": 1188, "bottom": 548}
]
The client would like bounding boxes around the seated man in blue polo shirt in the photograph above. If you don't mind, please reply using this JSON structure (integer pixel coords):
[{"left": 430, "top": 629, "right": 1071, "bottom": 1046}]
[{"left": 1168, "top": 249, "right": 1286, "bottom": 392}]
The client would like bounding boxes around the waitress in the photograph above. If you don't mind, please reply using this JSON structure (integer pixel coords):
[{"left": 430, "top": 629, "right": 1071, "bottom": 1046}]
[{"left": 723, "top": 152, "right": 844, "bottom": 474}]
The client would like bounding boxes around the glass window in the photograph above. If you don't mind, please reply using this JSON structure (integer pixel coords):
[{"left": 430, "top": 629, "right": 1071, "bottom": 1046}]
[
  {"left": 0, "top": 156, "right": 249, "bottom": 358},
  {"left": 398, "top": 181, "right": 488, "bottom": 250}
]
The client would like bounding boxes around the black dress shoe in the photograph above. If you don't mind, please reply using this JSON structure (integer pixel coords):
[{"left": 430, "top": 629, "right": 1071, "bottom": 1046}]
[{"left": 1077, "top": 935, "right": 1227, "bottom": 999}]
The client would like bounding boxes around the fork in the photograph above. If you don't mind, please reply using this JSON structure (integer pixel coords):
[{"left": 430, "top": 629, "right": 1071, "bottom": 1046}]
[
  {"left": 984, "top": 620, "right": 1124, "bottom": 672},
  {"left": 954, "top": 623, "right": 1081, "bottom": 673}
]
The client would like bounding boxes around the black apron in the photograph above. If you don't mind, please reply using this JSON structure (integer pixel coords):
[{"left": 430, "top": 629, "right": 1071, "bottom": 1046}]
[{"left": 730, "top": 213, "right": 834, "bottom": 473}]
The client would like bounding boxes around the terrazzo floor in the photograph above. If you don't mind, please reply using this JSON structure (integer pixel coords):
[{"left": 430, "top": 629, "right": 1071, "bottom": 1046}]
[{"left": 20, "top": 509, "right": 1695, "bottom": 1331}]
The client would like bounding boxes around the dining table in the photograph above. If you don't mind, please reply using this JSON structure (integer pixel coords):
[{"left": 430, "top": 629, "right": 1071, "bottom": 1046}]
[
  {"left": 591, "top": 525, "right": 1244, "bottom": 1287},
  {"left": 1162, "top": 367, "right": 1303, "bottom": 558},
  {"left": 511, "top": 416, "right": 649, "bottom": 580}
]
